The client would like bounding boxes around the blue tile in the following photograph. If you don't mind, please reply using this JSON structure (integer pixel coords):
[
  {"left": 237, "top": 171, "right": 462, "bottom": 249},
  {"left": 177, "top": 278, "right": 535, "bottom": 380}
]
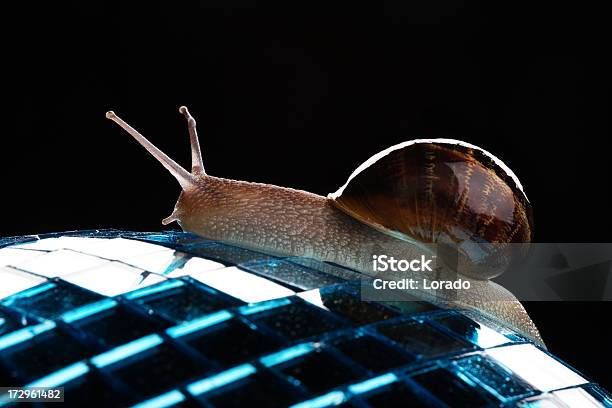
[
  {"left": 291, "top": 390, "right": 347, "bottom": 408},
  {"left": 59, "top": 368, "right": 137, "bottom": 406},
  {"left": 332, "top": 334, "right": 415, "bottom": 373},
  {"left": 251, "top": 300, "right": 348, "bottom": 341},
  {"left": 307, "top": 286, "right": 401, "bottom": 325},
  {"left": 359, "top": 380, "right": 439, "bottom": 408},
  {"left": 27, "top": 361, "right": 90, "bottom": 387},
  {"left": 187, "top": 363, "right": 257, "bottom": 396},
  {"left": 61, "top": 299, "right": 119, "bottom": 324},
  {"left": 277, "top": 349, "right": 366, "bottom": 394},
  {"left": 239, "top": 298, "right": 292, "bottom": 316},
  {"left": 101, "top": 341, "right": 212, "bottom": 399},
  {"left": 429, "top": 312, "right": 512, "bottom": 348},
  {"left": 166, "top": 311, "right": 233, "bottom": 339},
  {"left": 260, "top": 343, "right": 315, "bottom": 367},
  {"left": 453, "top": 354, "right": 534, "bottom": 401},
  {"left": 131, "top": 389, "right": 188, "bottom": 408},
  {"left": 2, "top": 280, "right": 104, "bottom": 319},
  {"left": 411, "top": 367, "right": 496, "bottom": 408},
  {"left": 179, "top": 318, "right": 282, "bottom": 366},
  {"left": 127, "top": 279, "right": 243, "bottom": 323},
  {"left": 0, "top": 307, "right": 35, "bottom": 336},
  {"left": 91, "top": 334, "right": 165, "bottom": 368},
  {"left": 0, "top": 325, "right": 92, "bottom": 383},
  {"left": 200, "top": 370, "right": 302, "bottom": 407},
  {"left": 69, "top": 303, "right": 168, "bottom": 349},
  {"left": 0, "top": 320, "right": 56, "bottom": 351},
  {"left": 348, "top": 373, "right": 398, "bottom": 395},
  {"left": 376, "top": 319, "right": 474, "bottom": 359}
]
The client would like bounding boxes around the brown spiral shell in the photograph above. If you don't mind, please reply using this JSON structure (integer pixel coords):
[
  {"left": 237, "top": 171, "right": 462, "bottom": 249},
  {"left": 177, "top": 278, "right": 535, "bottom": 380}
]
[{"left": 330, "top": 139, "right": 533, "bottom": 279}]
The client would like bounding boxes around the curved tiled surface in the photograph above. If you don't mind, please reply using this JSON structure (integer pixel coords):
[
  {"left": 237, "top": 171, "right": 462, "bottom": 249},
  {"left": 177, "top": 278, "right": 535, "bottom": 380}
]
[{"left": 0, "top": 230, "right": 610, "bottom": 407}]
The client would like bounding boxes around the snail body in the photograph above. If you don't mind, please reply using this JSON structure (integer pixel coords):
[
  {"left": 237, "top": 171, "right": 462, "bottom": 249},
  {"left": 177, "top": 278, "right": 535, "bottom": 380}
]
[
  {"left": 106, "top": 107, "right": 541, "bottom": 344},
  {"left": 167, "top": 175, "right": 416, "bottom": 271}
]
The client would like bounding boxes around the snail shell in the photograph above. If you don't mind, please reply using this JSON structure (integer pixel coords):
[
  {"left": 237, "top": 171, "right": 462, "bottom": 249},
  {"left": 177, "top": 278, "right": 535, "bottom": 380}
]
[{"left": 330, "top": 139, "right": 533, "bottom": 279}]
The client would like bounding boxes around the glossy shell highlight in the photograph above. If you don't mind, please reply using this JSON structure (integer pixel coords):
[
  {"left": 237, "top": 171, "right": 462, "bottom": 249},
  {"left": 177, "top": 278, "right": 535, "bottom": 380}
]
[{"left": 330, "top": 139, "right": 533, "bottom": 279}]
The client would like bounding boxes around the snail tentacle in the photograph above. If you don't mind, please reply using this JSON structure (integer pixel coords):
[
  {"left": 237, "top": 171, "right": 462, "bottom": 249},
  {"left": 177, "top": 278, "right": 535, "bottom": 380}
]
[
  {"left": 179, "top": 105, "right": 205, "bottom": 175},
  {"left": 106, "top": 110, "right": 195, "bottom": 191}
]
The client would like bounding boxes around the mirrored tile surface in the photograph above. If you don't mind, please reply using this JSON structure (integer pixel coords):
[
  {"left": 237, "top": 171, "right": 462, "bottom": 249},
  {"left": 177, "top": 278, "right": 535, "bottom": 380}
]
[{"left": 0, "top": 231, "right": 607, "bottom": 408}]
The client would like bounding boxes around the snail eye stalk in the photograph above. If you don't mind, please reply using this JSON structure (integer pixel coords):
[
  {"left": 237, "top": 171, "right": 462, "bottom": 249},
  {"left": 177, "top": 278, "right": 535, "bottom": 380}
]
[
  {"left": 179, "top": 106, "right": 205, "bottom": 176},
  {"left": 106, "top": 110, "right": 196, "bottom": 191}
]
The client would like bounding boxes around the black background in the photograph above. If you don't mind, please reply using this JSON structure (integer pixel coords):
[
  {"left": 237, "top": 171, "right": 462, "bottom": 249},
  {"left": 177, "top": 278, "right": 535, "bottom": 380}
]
[{"left": 4, "top": 1, "right": 611, "bottom": 389}]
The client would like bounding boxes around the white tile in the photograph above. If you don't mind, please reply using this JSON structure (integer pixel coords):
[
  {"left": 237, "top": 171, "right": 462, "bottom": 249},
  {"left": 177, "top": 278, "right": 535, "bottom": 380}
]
[
  {"left": 297, "top": 289, "right": 329, "bottom": 310},
  {"left": 62, "top": 262, "right": 165, "bottom": 297},
  {"left": 164, "top": 257, "right": 225, "bottom": 278},
  {"left": 189, "top": 266, "right": 294, "bottom": 303},
  {"left": 459, "top": 317, "right": 510, "bottom": 348},
  {"left": 468, "top": 324, "right": 510, "bottom": 348},
  {"left": 122, "top": 249, "right": 183, "bottom": 273},
  {"left": 517, "top": 395, "right": 565, "bottom": 407},
  {"left": 14, "top": 237, "right": 167, "bottom": 262},
  {"left": 16, "top": 237, "right": 186, "bottom": 274},
  {"left": 67, "top": 238, "right": 169, "bottom": 261},
  {"left": 0, "top": 267, "right": 47, "bottom": 299},
  {"left": 486, "top": 344, "right": 587, "bottom": 392},
  {"left": 12, "top": 249, "right": 109, "bottom": 277},
  {"left": 552, "top": 388, "right": 603, "bottom": 407},
  {"left": 0, "top": 248, "right": 46, "bottom": 268}
]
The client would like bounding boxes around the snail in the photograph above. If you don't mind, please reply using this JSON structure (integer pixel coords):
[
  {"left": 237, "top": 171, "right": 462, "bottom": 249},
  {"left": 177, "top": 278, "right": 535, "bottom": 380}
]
[{"left": 106, "top": 107, "right": 541, "bottom": 344}]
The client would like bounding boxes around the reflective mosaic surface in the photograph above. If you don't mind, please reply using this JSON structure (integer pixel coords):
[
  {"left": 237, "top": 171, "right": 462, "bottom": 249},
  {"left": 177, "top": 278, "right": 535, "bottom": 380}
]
[{"left": 0, "top": 230, "right": 610, "bottom": 407}]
